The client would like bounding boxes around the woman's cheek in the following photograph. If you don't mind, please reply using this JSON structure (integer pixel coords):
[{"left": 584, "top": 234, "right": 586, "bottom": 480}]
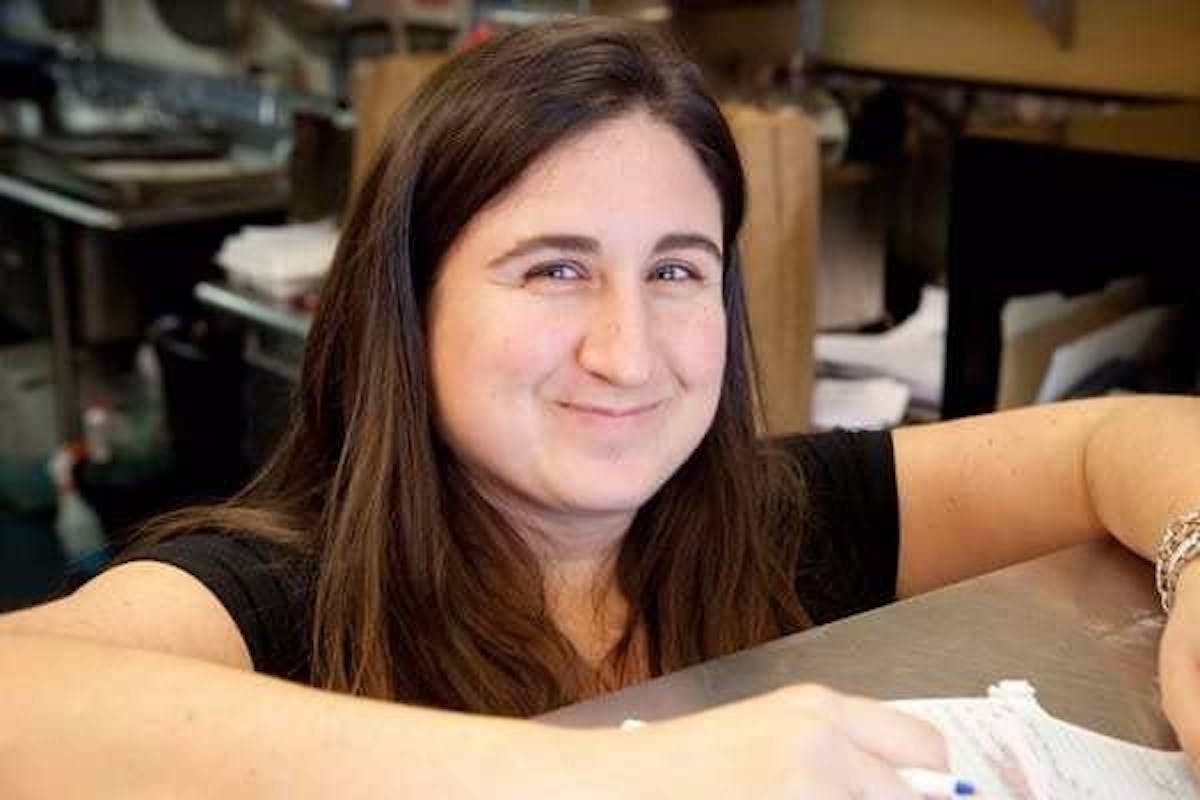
[
  {"left": 665, "top": 302, "right": 727, "bottom": 387},
  {"left": 487, "top": 305, "right": 580, "bottom": 384}
]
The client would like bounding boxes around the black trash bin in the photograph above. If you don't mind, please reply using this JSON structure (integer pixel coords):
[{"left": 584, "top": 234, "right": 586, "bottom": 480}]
[{"left": 149, "top": 315, "right": 249, "bottom": 501}]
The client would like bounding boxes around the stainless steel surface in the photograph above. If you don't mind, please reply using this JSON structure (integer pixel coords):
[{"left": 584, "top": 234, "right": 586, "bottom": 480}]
[
  {"left": 542, "top": 540, "right": 1176, "bottom": 750},
  {"left": 194, "top": 281, "right": 312, "bottom": 339},
  {"left": 0, "top": 171, "right": 285, "bottom": 230},
  {"left": 0, "top": 172, "right": 123, "bottom": 229}
]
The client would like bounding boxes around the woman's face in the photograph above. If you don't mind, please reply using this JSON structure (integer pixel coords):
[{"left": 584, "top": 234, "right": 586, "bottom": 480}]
[{"left": 428, "top": 111, "right": 726, "bottom": 533}]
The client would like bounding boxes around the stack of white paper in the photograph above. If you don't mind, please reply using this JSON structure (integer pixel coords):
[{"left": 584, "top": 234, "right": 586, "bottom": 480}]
[
  {"left": 815, "top": 286, "right": 946, "bottom": 410},
  {"left": 812, "top": 377, "right": 910, "bottom": 430},
  {"left": 217, "top": 219, "right": 339, "bottom": 299},
  {"left": 891, "top": 680, "right": 1198, "bottom": 799}
]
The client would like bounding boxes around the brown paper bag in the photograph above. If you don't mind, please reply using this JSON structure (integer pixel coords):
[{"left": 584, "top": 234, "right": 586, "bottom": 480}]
[
  {"left": 724, "top": 104, "right": 819, "bottom": 434},
  {"left": 351, "top": 54, "right": 446, "bottom": 195}
]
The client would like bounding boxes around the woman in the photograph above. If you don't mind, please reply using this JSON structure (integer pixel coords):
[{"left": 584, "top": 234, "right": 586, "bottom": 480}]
[{"left": 4, "top": 17, "right": 1200, "bottom": 799}]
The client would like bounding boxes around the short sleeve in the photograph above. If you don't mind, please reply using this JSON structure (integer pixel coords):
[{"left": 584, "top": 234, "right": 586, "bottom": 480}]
[
  {"left": 781, "top": 429, "right": 900, "bottom": 625},
  {"left": 116, "top": 533, "right": 313, "bottom": 681}
]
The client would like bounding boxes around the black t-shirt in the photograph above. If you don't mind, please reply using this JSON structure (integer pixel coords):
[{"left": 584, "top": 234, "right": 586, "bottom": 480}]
[{"left": 121, "top": 429, "right": 899, "bottom": 681}]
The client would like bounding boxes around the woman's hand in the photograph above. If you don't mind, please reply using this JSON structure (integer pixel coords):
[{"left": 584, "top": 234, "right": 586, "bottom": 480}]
[
  {"left": 1160, "top": 561, "right": 1200, "bottom": 768},
  {"left": 585, "top": 683, "right": 947, "bottom": 799}
]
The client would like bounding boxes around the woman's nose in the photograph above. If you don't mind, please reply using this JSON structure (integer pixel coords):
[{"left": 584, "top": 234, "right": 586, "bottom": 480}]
[{"left": 576, "top": 285, "right": 655, "bottom": 387}]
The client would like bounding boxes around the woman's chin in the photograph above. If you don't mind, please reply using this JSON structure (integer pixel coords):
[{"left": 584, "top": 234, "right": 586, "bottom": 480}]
[{"left": 539, "top": 465, "right": 671, "bottom": 516}]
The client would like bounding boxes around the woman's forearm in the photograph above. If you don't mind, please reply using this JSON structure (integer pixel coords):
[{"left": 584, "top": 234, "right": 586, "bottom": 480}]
[
  {"left": 1084, "top": 394, "right": 1200, "bottom": 559},
  {"left": 0, "top": 632, "right": 605, "bottom": 799}
]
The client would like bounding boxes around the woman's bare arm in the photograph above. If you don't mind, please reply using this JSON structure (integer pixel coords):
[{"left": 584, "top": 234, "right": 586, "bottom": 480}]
[
  {"left": 892, "top": 394, "right": 1200, "bottom": 596},
  {"left": 0, "top": 630, "right": 605, "bottom": 799},
  {"left": 0, "top": 563, "right": 948, "bottom": 799},
  {"left": 0, "top": 561, "right": 254, "bottom": 669},
  {"left": 0, "top": 564, "right": 596, "bottom": 799}
]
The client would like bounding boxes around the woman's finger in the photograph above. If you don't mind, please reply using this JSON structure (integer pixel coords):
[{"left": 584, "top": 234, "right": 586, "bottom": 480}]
[
  {"left": 836, "top": 735, "right": 924, "bottom": 800},
  {"left": 828, "top": 692, "right": 949, "bottom": 772},
  {"left": 1160, "top": 635, "right": 1200, "bottom": 766}
]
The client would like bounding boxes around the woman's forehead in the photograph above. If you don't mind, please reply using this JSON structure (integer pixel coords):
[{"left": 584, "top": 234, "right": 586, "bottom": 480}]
[{"left": 459, "top": 112, "right": 723, "bottom": 254}]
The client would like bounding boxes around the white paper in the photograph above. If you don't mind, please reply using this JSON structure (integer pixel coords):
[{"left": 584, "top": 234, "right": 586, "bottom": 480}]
[
  {"left": 1036, "top": 306, "right": 1175, "bottom": 403},
  {"left": 217, "top": 219, "right": 339, "bottom": 298},
  {"left": 815, "top": 286, "right": 946, "bottom": 407},
  {"left": 812, "top": 377, "right": 910, "bottom": 430},
  {"left": 1001, "top": 277, "right": 1148, "bottom": 340},
  {"left": 891, "top": 681, "right": 1198, "bottom": 799}
]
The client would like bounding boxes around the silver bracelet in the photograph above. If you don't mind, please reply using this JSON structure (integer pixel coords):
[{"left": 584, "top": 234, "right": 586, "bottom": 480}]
[{"left": 1155, "top": 509, "right": 1200, "bottom": 613}]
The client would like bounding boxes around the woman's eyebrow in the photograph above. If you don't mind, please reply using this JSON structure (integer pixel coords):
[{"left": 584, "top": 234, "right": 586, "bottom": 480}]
[
  {"left": 487, "top": 234, "right": 599, "bottom": 267},
  {"left": 653, "top": 232, "right": 722, "bottom": 261},
  {"left": 486, "top": 231, "right": 722, "bottom": 268}
]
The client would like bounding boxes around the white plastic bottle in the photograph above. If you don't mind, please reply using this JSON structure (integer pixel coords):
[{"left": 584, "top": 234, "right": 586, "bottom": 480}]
[{"left": 49, "top": 445, "right": 107, "bottom": 572}]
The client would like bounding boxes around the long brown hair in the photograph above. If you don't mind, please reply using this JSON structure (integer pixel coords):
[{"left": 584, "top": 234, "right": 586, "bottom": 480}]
[{"left": 142, "top": 17, "right": 810, "bottom": 716}]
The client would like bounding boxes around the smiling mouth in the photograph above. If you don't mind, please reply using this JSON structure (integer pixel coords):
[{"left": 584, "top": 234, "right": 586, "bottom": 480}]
[{"left": 557, "top": 400, "right": 664, "bottom": 418}]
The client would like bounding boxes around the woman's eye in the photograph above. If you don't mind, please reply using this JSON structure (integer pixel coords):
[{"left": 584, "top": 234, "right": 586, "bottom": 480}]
[
  {"left": 526, "top": 262, "right": 585, "bottom": 282},
  {"left": 653, "top": 263, "right": 699, "bottom": 282}
]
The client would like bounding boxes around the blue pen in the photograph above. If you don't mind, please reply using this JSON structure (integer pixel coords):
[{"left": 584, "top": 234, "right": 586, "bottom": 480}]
[{"left": 898, "top": 767, "right": 976, "bottom": 797}]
